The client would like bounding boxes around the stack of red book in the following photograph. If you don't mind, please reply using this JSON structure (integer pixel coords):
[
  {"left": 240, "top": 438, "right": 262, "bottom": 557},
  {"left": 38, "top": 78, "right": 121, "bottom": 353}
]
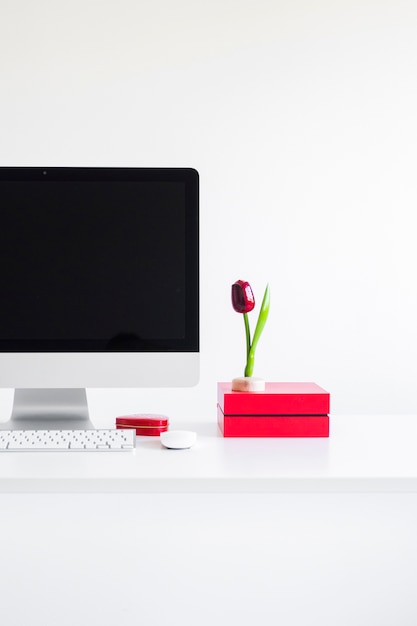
[{"left": 217, "top": 382, "right": 330, "bottom": 437}]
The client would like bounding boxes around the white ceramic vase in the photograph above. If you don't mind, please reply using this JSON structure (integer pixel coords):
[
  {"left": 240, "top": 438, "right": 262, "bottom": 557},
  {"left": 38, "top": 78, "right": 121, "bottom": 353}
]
[{"left": 231, "top": 377, "right": 265, "bottom": 392}]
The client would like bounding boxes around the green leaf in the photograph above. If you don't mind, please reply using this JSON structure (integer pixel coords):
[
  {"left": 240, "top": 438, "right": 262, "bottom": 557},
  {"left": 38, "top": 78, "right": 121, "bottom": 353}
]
[{"left": 247, "top": 283, "right": 270, "bottom": 364}]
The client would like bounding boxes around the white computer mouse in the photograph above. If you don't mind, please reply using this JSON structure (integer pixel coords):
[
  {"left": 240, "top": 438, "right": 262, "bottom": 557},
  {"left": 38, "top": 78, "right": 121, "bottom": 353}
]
[{"left": 160, "top": 430, "right": 197, "bottom": 449}]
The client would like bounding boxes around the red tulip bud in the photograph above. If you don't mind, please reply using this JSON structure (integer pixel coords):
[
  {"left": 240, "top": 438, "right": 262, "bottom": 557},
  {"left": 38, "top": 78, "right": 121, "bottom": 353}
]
[{"left": 231, "top": 280, "right": 255, "bottom": 314}]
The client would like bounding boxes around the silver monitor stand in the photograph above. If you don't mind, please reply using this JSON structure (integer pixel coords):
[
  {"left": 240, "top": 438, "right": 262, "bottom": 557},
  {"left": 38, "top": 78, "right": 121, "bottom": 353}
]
[{"left": 1, "top": 388, "right": 95, "bottom": 430}]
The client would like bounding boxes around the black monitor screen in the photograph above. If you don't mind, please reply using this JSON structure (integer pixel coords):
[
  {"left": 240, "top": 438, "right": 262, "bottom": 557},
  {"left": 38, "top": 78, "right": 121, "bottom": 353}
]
[{"left": 0, "top": 168, "right": 199, "bottom": 352}]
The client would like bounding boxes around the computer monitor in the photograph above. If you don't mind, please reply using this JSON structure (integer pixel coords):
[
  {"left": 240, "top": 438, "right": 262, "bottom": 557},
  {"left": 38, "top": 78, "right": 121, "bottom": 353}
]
[{"left": 0, "top": 167, "right": 199, "bottom": 429}]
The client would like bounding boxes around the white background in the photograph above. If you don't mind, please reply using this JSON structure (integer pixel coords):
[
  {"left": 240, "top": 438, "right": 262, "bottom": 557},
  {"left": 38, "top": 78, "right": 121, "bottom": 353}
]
[
  {"left": 2, "top": 6, "right": 417, "bottom": 623},
  {"left": 1, "top": 0, "right": 417, "bottom": 419}
]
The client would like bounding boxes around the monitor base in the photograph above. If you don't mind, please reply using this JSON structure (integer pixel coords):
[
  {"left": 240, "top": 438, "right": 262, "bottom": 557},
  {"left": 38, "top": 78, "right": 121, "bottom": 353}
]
[{"left": 0, "top": 388, "right": 95, "bottom": 430}]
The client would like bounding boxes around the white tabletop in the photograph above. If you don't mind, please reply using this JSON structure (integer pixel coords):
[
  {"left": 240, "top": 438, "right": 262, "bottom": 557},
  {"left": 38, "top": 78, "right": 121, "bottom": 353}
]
[{"left": 1, "top": 414, "right": 417, "bottom": 493}]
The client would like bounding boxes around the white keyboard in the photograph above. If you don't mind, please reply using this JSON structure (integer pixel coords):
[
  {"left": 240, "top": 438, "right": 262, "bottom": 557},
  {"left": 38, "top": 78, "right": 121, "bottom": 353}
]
[{"left": 0, "top": 429, "right": 136, "bottom": 451}]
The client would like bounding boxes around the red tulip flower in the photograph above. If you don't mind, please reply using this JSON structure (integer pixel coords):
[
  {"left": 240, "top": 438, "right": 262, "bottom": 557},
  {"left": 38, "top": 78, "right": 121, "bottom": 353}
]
[
  {"left": 231, "top": 280, "right": 270, "bottom": 377},
  {"left": 231, "top": 280, "right": 255, "bottom": 314}
]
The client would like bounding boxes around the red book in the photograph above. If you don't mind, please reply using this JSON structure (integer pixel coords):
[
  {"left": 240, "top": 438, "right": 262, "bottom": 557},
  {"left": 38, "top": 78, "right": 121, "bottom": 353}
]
[
  {"left": 218, "top": 382, "right": 330, "bottom": 416},
  {"left": 217, "top": 406, "right": 329, "bottom": 438}
]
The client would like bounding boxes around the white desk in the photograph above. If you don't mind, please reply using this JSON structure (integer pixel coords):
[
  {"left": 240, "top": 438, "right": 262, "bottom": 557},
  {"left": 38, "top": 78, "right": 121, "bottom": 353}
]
[
  {"left": 1, "top": 415, "right": 417, "bottom": 626},
  {"left": 1, "top": 414, "right": 417, "bottom": 493}
]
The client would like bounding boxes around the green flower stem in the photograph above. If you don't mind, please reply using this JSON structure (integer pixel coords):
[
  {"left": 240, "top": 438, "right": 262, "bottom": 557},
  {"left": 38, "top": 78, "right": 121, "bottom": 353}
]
[
  {"left": 243, "top": 312, "right": 251, "bottom": 362},
  {"left": 245, "top": 349, "right": 255, "bottom": 377}
]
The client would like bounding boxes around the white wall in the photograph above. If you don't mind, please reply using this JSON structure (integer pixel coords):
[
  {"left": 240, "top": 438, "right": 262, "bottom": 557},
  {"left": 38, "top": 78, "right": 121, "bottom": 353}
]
[{"left": 1, "top": 0, "right": 417, "bottom": 418}]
